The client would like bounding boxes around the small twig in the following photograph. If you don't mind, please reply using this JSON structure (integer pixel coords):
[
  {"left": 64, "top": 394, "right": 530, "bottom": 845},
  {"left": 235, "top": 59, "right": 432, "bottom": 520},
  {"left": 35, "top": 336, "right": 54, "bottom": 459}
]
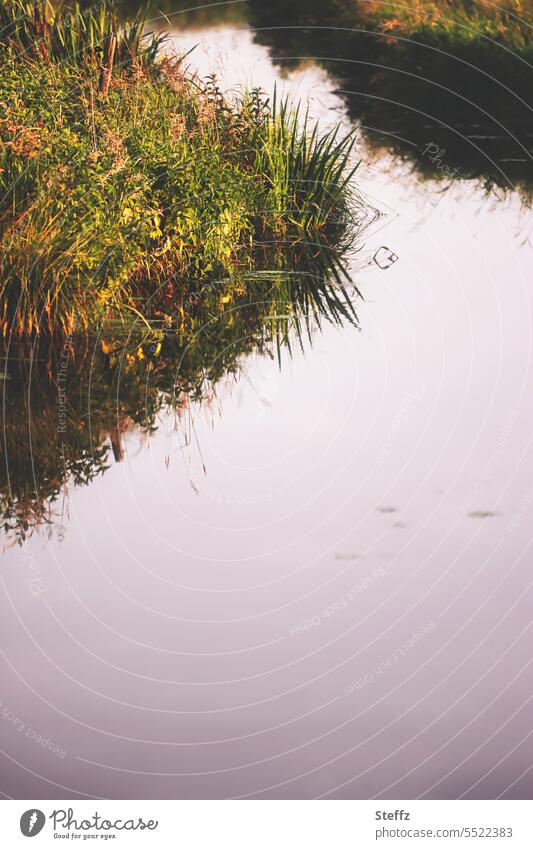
[
  {"left": 89, "top": 84, "right": 97, "bottom": 150},
  {"left": 99, "top": 33, "right": 116, "bottom": 95}
]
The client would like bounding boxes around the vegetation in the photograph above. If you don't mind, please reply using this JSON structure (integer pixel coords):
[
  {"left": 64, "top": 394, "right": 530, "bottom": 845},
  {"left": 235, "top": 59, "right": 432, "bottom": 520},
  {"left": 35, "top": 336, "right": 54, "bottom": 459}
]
[
  {"left": 119, "top": 0, "right": 248, "bottom": 29},
  {"left": 0, "top": 0, "right": 165, "bottom": 66},
  {"left": 362, "top": 0, "right": 533, "bottom": 53},
  {"left": 0, "top": 0, "right": 372, "bottom": 542},
  {"left": 248, "top": 0, "right": 533, "bottom": 59},
  {"left": 0, "top": 0, "right": 362, "bottom": 338}
]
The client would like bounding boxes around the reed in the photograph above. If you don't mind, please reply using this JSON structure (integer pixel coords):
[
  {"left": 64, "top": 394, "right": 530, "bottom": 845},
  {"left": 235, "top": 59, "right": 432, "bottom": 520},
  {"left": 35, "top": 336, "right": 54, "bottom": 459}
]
[{"left": 0, "top": 0, "right": 164, "bottom": 68}]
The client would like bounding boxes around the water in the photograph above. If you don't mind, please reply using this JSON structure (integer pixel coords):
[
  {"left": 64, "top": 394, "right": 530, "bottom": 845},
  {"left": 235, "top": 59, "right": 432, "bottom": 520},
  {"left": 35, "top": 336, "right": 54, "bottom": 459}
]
[{"left": 1, "top": 7, "right": 532, "bottom": 800}]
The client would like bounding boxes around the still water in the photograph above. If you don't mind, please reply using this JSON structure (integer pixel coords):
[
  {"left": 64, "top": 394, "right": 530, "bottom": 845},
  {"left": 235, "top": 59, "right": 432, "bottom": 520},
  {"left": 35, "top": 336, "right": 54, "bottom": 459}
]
[{"left": 1, "top": 7, "right": 532, "bottom": 799}]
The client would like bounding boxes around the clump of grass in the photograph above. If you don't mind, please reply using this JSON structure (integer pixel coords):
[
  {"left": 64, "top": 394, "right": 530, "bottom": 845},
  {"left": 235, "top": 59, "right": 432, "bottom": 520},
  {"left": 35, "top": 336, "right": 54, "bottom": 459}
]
[
  {"left": 0, "top": 0, "right": 164, "bottom": 69},
  {"left": 246, "top": 91, "right": 359, "bottom": 250},
  {"left": 0, "top": 0, "right": 364, "bottom": 339}
]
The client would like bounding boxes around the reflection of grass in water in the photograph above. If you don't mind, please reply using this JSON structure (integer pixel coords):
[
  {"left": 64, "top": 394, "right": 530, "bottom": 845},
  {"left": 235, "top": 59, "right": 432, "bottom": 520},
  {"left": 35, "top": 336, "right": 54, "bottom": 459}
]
[
  {"left": 0, "top": 0, "right": 363, "bottom": 338},
  {"left": 0, "top": 253, "right": 364, "bottom": 543}
]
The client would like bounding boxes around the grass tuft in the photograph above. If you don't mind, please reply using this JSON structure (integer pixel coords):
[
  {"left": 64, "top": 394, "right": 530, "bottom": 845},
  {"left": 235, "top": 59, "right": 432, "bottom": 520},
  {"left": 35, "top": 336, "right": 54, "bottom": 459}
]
[{"left": 0, "top": 0, "right": 165, "bottom": 69}]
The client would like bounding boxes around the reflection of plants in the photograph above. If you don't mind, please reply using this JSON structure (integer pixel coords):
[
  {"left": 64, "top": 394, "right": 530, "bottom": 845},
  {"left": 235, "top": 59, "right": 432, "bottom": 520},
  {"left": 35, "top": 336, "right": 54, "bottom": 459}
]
[
  {"left": 249, "top": 0, "right": 533, "bottom": 199},
  {"left": 250, "top": 0, "right": 533, "bottom": 67},
  {"left": 0, "top": 0, "right": 371, "bottom": 540},
  {"left": 118, "top": 0, "right": 248, "bottom": 29},
  {"left": 0, "top": 255, "right": 361, "bottom": 542}
]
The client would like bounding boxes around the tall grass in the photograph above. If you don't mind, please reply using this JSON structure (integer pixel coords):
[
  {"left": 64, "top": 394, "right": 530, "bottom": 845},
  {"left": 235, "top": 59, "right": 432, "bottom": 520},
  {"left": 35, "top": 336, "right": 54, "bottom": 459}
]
[
  {"left": 248, "top": 91, "right": 360, "bottom": 249},
  {"left": 0, "top": 0, "right": 165, "bottom": 69}
]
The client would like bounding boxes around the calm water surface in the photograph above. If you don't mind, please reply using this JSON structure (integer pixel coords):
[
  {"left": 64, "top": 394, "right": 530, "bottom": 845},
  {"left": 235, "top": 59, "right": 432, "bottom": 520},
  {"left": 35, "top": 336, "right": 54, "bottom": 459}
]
[{"left": 1, "top": 11, "right": 532, "bottom": 799}]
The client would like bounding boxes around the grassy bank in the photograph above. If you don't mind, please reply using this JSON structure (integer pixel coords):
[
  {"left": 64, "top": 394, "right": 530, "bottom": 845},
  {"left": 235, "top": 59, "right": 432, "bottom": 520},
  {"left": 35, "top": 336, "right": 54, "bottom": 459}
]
[
  {"left": 0, "top": 0, "right": 360, "bottom": 338},
  {"left": 361, "top": 0, "right": 533, "bottom": 53},
  {"left": 251, "top": 0, "right": 533, "bottom": 58}
]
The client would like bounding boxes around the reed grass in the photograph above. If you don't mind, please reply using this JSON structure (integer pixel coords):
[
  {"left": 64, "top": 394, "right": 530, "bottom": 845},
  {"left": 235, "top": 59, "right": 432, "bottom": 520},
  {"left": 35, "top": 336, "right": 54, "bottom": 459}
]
[{"left": 0, "top": 0, "right": 164, "bottom": 67}]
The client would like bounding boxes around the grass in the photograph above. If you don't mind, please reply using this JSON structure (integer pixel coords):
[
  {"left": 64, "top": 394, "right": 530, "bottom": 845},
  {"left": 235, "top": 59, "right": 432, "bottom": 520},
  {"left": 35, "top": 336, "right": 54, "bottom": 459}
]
[
  {"left": 0, "top": 0, "right": 362, "bottom": 338},
  {"left": 361, "top": 0, "right": 533, "bottom": 52},
  {"left": 0, "top": 0, "right": 164, "bottom": 66},
  {"left": 253, "top": 0, "right": 533, "bottom": 54},
  {"left": 0, "top": 0, "right": 370, "bottom": 541}
]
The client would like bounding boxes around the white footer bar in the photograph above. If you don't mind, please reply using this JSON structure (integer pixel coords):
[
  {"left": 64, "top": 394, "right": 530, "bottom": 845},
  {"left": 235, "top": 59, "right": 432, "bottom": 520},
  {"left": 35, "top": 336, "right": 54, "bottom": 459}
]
[{"left": 1, "top": 800, "right": 531, "bottom": 847}]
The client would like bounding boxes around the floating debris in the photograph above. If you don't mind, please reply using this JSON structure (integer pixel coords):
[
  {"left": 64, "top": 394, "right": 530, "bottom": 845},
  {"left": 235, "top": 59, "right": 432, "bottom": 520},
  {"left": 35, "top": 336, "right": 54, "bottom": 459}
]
[{"left": 373, "top": 246, "right": 399, "bottom": 270}]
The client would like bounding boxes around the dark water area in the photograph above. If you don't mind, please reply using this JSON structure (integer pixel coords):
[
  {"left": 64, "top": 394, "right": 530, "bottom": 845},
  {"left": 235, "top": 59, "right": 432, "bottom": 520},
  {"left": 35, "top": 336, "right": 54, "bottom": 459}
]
[
  {"left": 248, "top": 0, "right": 533, "bottom": 198},
  {"left": 1, "top": 1, "right": 532, "bottom": 800}
]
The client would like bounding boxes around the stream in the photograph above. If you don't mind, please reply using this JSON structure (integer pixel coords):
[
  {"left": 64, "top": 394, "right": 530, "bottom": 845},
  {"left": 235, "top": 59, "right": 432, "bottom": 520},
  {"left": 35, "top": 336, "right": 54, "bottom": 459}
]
[{"left": 1, "top": 5, "right": 532, "bottom": 799}]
